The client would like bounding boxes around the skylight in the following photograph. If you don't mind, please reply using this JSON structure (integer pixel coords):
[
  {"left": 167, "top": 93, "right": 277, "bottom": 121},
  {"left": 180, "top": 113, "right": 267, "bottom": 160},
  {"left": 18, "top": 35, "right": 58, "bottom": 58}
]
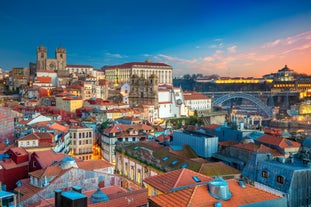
[
  {"left": 181, "top": 163, "right": 188, "bottom": 168},
  {"left": 171, "top": 160, "right": 178, "bottom": 165},
  {"left": 162, "top": 156, "right": 169, "bottom": 161},
  {"left": 192, "top": 176, "right": 201, "bottom": 182},
  {"left": 285, "top": 139, "right": 292, "bottom": 146}
]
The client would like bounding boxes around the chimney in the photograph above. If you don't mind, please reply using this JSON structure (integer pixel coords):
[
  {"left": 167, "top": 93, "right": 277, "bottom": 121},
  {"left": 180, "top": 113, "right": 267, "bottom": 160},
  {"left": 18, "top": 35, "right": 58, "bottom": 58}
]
[
  {"left": 288, "top": 153, "right": 294, "bottom": 164},
  {"left": 72, "top": 186, "right": 82, "bottom": 193},
  {"left": 214, "top": 201, "right": 222, "bottom": 207},
  {"left": 55, "top": 189, "right": 62, "bottom": 207}
]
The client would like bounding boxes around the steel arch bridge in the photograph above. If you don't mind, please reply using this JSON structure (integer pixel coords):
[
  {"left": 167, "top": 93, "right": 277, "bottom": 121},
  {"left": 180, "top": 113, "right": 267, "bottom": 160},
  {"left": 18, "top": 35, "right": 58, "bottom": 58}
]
[{"left": 213, "top": 93, "right": 273, "bottom": 117}]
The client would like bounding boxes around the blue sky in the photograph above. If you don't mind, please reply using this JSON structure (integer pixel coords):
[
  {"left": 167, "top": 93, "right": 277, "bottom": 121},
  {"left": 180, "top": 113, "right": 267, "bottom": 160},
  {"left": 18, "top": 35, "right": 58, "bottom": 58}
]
[{"left": 1, "top": 0, "right": 311, "bottom": 77}]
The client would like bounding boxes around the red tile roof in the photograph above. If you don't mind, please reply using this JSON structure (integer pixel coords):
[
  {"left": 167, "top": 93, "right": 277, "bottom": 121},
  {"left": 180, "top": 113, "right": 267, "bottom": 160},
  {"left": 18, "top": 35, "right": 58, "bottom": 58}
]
[
  {"left": 143, "top": 168, "right": 212, "bottom": 193},
  {"left": 29, "top": 165, "right": 62, "bottom": 179},
  {"left": 37, "top": 77, "right": 52, "bottom": 83},
  {"left": 9, "top": 147, "right": 28, "bottom": 156},
  {"left": 149, "top": 179, "right": 282, "bottom": 207},
  {"left": 76, "top": 159, "right": 113, "bottom": 171},
  {"left": 88, "top": 188, "right": 148, "bottom": 207},
  {"left": 29, "top": 186, "right": 148, "bottom": 207},
  {"left": 183, "top": 91, "right": 210, "bottom": 100},
  {"left": 66, "top": 64, "right": 93, "bottom": 68},
  {"left": 32, "top": 150, "right": 67, "bottom": 168},
  {"left": 256, "top": 134, "right": 301, "bottom": 149},
  {"left": 19, "top": 132, "right": 54, "bottom": 141},
  {"left": 104, "top": 62, "right": 171, "bottom": 70},
  {"left": 0, "top": 158, "right": 28, "bottom": 170},
  {"left": 233, "top": 143, "right": 282, "bottom": 156},
  {"left": 104, "top": 124, "right": 127, "bottom": 133},
  {"left": 14, "top": 178, "right": 41, "bottom": 200}
]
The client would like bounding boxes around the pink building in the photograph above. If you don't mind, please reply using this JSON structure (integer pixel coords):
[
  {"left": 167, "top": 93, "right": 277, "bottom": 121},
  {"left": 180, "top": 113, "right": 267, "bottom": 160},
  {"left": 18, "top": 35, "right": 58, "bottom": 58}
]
[{"left": 0, "top": 107, "right": 14, "bottom": 142}]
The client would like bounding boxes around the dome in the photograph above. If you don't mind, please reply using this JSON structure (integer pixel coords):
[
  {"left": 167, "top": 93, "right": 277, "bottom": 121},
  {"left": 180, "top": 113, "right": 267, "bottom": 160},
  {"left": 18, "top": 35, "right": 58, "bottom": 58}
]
[
  {"left": 281, "top": 130, "right": 292, "bottom": 138},
  {"left": 91, "top": 188, "right": 109, "bottom": 203},
  {"left": 60, "top": 156, "right": 77, "bottom": 169},
  {"left": 176, "top": 99, "right": 182, "bottom": 105},
  {"left": 208, "top": 177, "right": 232, "bottom": 200}
]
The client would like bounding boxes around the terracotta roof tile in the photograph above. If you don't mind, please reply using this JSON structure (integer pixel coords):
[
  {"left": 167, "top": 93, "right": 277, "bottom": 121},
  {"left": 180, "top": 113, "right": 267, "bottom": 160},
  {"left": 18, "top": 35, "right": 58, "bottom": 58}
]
[
  {"left": 19, "top": 132, "right": 54, "bottom": 141},
  {"left": 9, "top": 147, "right": 29, "bottom": 156},
  {"left": 76, "top": 159, "right": 113, "bottom": 171},
  {"left": 233, "top": 143, "right": 282, "bottom": 156},
  {"left": 32, "top": 149, "right": 67, "bottom": 168},
  {"left": 256, "top": 134, "right": 301, "bottom": 149},
  {"left": 183, "top": 91, "right": 210, "bottom": 100},
  {"left": 29, "top": 187, "right": 147, "bottom": 207},
  {"left": 149, "top": 179, "right": 282, "bottom": 207},
  {"left": 104, "top": 62, "right": 171, "bottom": 70},
  {"left": 143, "top": 168, "right": 212, "bottom": 193},
  {"left": 66, "top": 64, "right": 93, "bottom": 68},
  {"left": 37, "top": 77, "right": 51, "bottom": 83},
  {"left": 29, "top": 166, "right": 62, "bottom": 179}
]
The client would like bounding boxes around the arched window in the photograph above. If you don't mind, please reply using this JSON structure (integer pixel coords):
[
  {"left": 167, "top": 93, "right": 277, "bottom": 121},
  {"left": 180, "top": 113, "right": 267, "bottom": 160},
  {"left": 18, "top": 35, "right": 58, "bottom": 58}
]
[{"left": 262, "top": 170, "right": 268, "bottom": 178}]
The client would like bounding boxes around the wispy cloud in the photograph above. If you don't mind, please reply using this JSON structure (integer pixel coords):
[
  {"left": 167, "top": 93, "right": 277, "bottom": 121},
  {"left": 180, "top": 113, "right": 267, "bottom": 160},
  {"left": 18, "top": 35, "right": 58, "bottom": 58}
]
[
  {"left": 105, "top": 52, "right": 127, "bottom": 58},
  {"left": 262, "top": 39, "right": 281, "bottom": 48},
  {"left": 262, "top": 30, "right": 311, "bottom": 48},
  {"left": 227, "top": 45, "right": 237, "bottom": 53},
  {"left": 154, "top": 54, "right": 198, "bottom": 65},
  {"left": 151, "top": 30, "right": 311, "bottom": 77}
]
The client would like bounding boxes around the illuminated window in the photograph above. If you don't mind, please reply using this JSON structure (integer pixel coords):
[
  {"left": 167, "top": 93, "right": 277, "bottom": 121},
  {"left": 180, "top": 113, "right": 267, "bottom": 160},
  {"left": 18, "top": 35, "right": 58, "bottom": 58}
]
[
  {"left": 277, "top": 175, "right": 284, "bottom": 184},
  {"left": 262, "top": 170, "right": 268, "bottom": 178}
]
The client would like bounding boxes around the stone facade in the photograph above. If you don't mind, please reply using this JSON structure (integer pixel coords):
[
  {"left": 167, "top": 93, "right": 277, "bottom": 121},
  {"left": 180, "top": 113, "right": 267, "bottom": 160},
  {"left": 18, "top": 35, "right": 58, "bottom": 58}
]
[
  {"left": 129, "top": 74, "right": 158, "bottom": 108},
  {"left": 36, "top": 45, "right": 66, "bottom": 72}
]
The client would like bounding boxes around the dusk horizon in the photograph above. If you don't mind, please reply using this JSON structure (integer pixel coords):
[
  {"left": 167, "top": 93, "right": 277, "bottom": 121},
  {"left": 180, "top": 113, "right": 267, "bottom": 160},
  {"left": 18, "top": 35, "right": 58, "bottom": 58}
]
[{"left": 1, "top": 0, "right": 311, "bottom": 77}]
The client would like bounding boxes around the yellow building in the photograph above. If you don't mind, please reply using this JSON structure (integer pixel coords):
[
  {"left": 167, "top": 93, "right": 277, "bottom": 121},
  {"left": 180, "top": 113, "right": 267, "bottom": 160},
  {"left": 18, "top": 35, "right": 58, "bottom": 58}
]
[{"left": 55, "top": 94, "right": 83, "bottom": 113}]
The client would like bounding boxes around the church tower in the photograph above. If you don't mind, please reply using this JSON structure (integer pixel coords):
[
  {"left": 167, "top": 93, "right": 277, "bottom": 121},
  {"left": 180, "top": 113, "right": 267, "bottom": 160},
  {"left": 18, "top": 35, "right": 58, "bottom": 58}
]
[
  {"left": 56, "top": 46, "right": 66, "bottom": 70},
  {"left": 36, "top": 45, "right": 47, "bottom": 70}
]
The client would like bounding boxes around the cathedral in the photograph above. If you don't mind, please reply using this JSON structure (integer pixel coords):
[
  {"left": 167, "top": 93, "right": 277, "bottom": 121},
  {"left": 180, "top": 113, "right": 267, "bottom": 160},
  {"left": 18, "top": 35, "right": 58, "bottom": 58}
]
[{"left": 36, "top": 45, "right": 66, "bottom": 72}]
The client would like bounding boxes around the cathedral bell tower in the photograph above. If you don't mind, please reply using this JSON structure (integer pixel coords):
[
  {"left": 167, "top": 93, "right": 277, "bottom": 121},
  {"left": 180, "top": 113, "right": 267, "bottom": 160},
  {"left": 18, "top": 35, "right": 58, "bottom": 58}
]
[
  {"left": 56, "top": 46, "right": 66, "bottom": 71},
  {"left": 36, "top": 45, "right": 47, "bottom": 70}
]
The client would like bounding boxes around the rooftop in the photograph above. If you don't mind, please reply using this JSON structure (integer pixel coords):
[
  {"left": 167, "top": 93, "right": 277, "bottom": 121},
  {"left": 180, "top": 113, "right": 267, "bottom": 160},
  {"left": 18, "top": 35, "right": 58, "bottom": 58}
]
[{"left": 149, "top": 179, "right": 284, "bottom": 207}]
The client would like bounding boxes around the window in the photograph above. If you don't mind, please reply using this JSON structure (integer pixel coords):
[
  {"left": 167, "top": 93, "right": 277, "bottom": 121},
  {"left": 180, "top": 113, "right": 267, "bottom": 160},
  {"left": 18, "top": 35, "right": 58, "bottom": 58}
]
[
  {"left": 277, "top": 175, "right": 284, "bottom": 184},
  {"left": 33, "top": 161, "right": 37, "bottom": 168},
  {"left": 262, "top": 171, "right": 268, "bottom": 178}
]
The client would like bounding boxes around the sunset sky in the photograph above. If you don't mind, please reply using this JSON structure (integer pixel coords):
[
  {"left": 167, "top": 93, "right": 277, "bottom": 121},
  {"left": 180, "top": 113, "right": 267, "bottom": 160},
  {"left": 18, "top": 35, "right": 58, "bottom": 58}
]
[{"left": 1, "top": 0, "right": 311, "bottom": 77}]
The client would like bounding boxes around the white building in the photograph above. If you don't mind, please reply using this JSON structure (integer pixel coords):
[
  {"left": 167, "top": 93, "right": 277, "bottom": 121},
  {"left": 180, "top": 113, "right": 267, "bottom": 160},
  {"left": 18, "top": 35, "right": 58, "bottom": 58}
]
[
  {"left": 158, "top": 86, "right": 172, "bottom": 119},
  {"left": 183, "top": 91, "right": 212, "bottom": 115},
  {"left": 69, "top": 126, "right": 94, "bottom": 161},
  {"left": 157, "top": 85, "right": 189, "bottom": 119},
  {"left": 120, "top": 83, "right": 130, "bottom": 104},
  {"left": 104, "top": 60, "right": 173, "bottom": 86},
  {"left": 36, "top": 71, "right": 59, "bottom": 87},
  {"left": 66, "top": 64, "right": 94, "bottom": 76}
]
